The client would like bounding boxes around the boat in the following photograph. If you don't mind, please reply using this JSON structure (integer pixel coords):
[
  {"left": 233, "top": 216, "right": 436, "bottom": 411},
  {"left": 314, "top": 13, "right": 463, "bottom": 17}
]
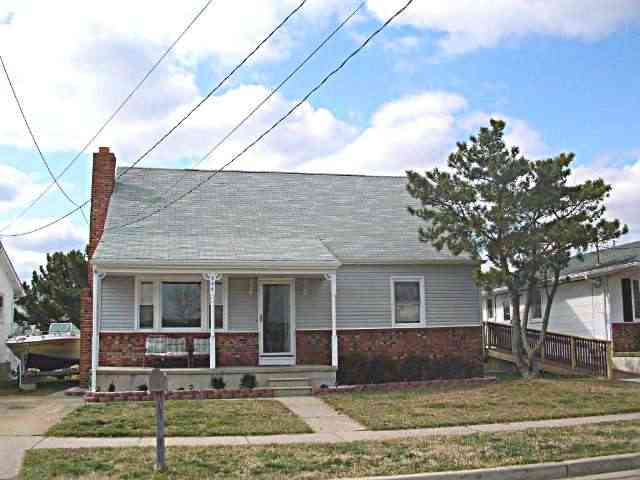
[{"left": 6, "top": 322, "right": 81, "bottom": 371}]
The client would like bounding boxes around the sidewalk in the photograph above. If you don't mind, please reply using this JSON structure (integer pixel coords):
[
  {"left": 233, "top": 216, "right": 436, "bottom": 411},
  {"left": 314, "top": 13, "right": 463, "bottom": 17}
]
[{"left": 29, "top": 411, "right": 640, "bottom": 449}]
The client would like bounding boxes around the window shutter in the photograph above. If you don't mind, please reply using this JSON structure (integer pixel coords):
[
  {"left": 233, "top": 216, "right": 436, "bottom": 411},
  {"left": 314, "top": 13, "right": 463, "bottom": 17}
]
[{"left": 622, "top": 278, "right": 633, "bottom": 322}]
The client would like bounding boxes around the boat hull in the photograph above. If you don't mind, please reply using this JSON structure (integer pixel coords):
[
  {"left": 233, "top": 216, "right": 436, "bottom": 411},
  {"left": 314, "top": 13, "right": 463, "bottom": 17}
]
[{"left": 6, "top": 336, "right": 80, "bottom": 371}]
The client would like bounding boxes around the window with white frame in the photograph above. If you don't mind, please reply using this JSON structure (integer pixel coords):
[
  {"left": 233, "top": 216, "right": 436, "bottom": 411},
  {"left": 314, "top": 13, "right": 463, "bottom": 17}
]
[
  {"left": 503, "top": 300, "right": 511, "bottom": 322},
  {"left": 138, "top": 282, "right": 154, "bottom": 329},
  {"left": 391, "top": 277, "right": 425, "bottom": 326},
  {"left": 486, "top": 297, "right": 494, "bottom": 319},
  {"left": 161, "top": 282, "right": 202, "bottom": 329},
  {"left": 531, "top": 288, "right": 542, "bottom": 319}
]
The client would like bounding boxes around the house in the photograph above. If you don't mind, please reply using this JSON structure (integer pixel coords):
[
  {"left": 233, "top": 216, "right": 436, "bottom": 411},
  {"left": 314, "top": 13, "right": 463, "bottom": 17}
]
[
  {"left": 482, "top": 240, "right": 640, "bottom": 373},
  {"left": 81, "top": 147, "right": 483, "bottom": 392},
  {"left": 0, "top": 241, "right": 24, "bottom": 381}
]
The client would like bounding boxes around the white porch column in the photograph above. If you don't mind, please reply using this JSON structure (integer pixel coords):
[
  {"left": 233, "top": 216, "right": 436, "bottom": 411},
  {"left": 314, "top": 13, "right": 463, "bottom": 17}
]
[
  {"left": 328, "top": 273, "right": 338, "bottom": 368},
  {"left": 205, "top": 273, "right": 220, "bottom": 369},
  {"left": 91, "top": 271, "right": 106, "bottom": 392}
]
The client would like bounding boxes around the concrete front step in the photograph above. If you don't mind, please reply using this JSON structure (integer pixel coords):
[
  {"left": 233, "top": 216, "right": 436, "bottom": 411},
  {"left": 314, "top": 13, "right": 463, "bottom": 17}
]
[
  {"left": 272, "top": 386, "right": 313, "bottom": 397},
  {"left": 268, "top": 377, "right": 311, "bottom": 387}
]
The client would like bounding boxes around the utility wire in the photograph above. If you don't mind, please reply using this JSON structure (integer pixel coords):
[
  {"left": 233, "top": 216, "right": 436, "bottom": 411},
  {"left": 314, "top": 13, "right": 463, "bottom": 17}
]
[
  {"left": 157, "top": 1, "right": 365, "bottom": 201},
  {"left": 115, "top": 0, "right": 308, "bottom": 181},
  {"left": 0, "top": 55, "right": 89, "bottom": 224},
  {"left": 0, "top": 0, "right": 215, "bottom": 233},
  {"left": 0, "top": 0, "right": 309, "bottom": 238},
  {"left": 104, "top": 0, "right": 416, "bottom": 233}
]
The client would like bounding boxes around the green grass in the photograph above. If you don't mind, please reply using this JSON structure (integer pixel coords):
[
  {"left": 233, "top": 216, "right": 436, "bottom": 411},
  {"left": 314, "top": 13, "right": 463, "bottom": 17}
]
[
  {"left": 323, "top": 377, "right": 640, "bottom": 430},
  {"left": 22, "top": 420, "right": 640, "bottom": 479},
  {"left": 47, "top": 399, "right": 311, "bottom": 437}
]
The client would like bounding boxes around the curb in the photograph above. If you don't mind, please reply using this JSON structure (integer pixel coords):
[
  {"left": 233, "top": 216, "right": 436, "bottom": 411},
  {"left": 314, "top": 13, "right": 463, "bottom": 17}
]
[{"left": 342, "top": 452, "right": 640, "bottom": 480}]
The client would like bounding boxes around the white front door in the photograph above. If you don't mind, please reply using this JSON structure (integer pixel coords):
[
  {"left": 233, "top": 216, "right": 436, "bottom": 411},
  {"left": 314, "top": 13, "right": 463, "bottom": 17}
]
[{"left": 258, "top": 279, "right": 296, "bottom": 365}]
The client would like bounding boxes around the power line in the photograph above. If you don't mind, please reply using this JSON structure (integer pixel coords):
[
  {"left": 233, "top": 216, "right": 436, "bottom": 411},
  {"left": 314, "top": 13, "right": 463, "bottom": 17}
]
[
  {"left": 115, "top": 0, "right": 308, "bottom": 181},
  {"left": 0, "top": 0, "right": 309, "bottom": 238},
  {"left": 0, "top": 55, "right": 89, "bottom": 225},
  {"left": 157, "top": 1, "right": 365, "bottom": 202},
  {"left": 104, "top": 0, "right": 416, "bottom": 233},
  {"left": 0, "top": 0, "right": 215, "bottom": 233}
]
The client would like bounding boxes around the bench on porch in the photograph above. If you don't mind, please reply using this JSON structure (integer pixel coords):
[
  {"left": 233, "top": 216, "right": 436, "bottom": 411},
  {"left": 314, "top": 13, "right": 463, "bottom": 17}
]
[{"left": 144, "top": 336, "right": 211, "bottom": 368}]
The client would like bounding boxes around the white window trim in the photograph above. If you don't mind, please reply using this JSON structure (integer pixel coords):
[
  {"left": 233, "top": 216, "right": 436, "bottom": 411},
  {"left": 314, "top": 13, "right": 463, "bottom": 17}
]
[
  {"left": 390, "top": 276, "right": 426, "bottom": 328},
  {"left": 486, "top": 296, "right": 495, "bottom": 319},
  {"left": 133, "top": 275, "right": 227, "bottom": 332}
]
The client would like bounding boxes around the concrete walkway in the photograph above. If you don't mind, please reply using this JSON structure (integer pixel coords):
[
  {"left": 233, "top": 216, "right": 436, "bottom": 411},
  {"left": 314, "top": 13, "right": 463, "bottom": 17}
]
[
  {"left": 29, "top": 411, "right": 640, "bottom": 450},
  {"left": 0, "top": 391, "right": 83, "bottom": 480},
  {"left": 276, "top": 396, "right": 366, "bottom": 433}
]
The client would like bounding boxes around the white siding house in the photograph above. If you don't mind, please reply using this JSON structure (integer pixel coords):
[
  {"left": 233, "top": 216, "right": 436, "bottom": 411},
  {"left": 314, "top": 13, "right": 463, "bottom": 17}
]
[
  {"left": 482, "top": 241, "right": 640, "bottom": 372},
  {"left": 0, "top": 242, "right": 23, "bottom": 379}
]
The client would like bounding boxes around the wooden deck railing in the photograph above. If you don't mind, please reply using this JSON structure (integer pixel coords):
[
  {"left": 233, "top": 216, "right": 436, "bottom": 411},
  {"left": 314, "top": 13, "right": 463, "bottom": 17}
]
[{"left": 484, "top": 322, "right": 612, "bottom": 378}]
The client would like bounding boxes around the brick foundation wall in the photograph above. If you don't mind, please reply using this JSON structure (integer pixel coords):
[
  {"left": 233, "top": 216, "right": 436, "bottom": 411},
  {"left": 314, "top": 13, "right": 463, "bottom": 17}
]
[
  {"left": 99, "top": 332, "right": 258, "bottom": 367},
  {"left": 612, "top": 323, "right": 640, "bottom": 352},
  {"left": 337, "top": 326, "right": 483, "bottom": 384},
  {"left": 296, "top": 331, "right": 331, "bottom": 365},
  {"left": 216, "top": 333, "right": 258, "bottom": 366}
]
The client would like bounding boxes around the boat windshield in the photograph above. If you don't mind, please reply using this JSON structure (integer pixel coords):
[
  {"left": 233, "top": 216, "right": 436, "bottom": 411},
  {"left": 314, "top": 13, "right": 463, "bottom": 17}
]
[{"left": 48, "top": 323, "right": 79, "bottom": 335}]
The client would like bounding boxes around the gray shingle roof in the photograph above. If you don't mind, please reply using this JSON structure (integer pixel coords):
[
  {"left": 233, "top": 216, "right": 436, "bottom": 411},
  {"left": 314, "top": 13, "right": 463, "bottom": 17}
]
[
  {"left": 92, "top": 168, "right": 472, "bottom": 269},
  {"left": 562, "top": 240, "right": 640, "bottom": 276}
]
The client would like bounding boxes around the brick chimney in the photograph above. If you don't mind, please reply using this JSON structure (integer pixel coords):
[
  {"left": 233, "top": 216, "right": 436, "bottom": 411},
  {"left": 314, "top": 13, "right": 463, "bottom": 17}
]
[
  {"left": 80, "top": 146, "right": 116, "bottom": 386},
  {"left": 88, "top": 146, "right": 116, "bottom": 259}
]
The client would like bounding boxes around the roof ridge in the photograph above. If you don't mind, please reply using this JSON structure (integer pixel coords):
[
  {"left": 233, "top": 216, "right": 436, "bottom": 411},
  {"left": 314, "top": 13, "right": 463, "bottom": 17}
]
[{"left": 114, "top": 165, "right": 406, "bottom": 179}]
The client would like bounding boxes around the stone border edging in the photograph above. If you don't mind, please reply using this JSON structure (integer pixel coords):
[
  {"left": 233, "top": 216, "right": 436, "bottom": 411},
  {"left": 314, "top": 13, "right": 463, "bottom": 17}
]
[
  {"left": 84, "top": 387, "right": 274, "bottom": 402},
  {"left": 314, "top": 376, "right": 496, "bottom": 395},
  {"left": 341, "top": 452, "right": 640, "bottom": 480}
]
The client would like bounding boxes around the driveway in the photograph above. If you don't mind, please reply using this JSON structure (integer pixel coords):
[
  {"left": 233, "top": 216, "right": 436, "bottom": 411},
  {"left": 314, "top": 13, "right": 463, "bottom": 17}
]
[{"left": 0, "top": 391, "right": 83, "bottom": 479}]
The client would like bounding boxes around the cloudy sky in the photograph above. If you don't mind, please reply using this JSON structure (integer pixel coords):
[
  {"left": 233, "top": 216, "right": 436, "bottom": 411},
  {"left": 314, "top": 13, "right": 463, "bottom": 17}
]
[{"left": 1, "top": 0, "right": 639, "bottom": 280}]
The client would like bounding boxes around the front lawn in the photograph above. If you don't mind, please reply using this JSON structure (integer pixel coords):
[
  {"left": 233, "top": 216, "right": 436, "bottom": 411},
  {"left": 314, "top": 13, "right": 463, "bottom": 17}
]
[
  {"left": 323, "top": 377, "right": 640, "bottom": 430},
  {"left": 47, "top": 399, "right": 311, "bottom": 437},
  {"left": 22, "top": 420, "right": 640, "bottom": 479}
]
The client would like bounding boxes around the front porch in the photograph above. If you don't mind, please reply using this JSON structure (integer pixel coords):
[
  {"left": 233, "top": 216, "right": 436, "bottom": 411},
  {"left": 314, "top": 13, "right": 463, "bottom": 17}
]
[
  {"left": 95, "top": 364, "right": 337, "bottom": 392},
  {"left": 88, "top": 269, "right": 339, "bottom": 391}
]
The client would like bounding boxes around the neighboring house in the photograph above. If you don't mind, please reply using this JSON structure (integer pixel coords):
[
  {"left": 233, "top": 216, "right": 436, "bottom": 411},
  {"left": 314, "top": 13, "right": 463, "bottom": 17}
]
[
  {"left": 0, "top": 241, "right": 24, "bottom": 380},
  {"left": 482, "top": 240, "right": 640, "bottom": 372},
  {"left": 81, "top": 147, "right": 483, "bottom": 392}
]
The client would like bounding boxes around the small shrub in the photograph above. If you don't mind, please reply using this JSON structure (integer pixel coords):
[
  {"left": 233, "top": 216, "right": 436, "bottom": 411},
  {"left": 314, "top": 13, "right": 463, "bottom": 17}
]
[
  {"left": 240, "top": 373, "right": 256, "bottom": 389},
  {"left": 367, "top": 356, "right": 388, "bottom": 384},
  {"left": 211, "top": 376, "right": 226, "bottom": 389},
  {"left": 136, "top": 384, "right": 148, "bottom": 392},
  {"left": 398, "top": 355, "right": 430, "bottom": 381},
  {"left": 107, "top": 382, "right": 116, "bottom": 393}
]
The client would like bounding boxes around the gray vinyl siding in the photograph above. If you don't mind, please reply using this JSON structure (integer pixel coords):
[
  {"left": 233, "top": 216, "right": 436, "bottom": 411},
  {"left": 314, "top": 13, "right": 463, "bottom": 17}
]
[
  {"left": 227, "top": 278, "right": 258, "bottom": 331},
  {"left": 100, "top": 276, "right": 135, "bottom": 330},
  {"left": 296, "top": 277, "right": 331, "bottom": 329},
  {"left": 336, "top": 264, "right": 480, "bottom": 330}
]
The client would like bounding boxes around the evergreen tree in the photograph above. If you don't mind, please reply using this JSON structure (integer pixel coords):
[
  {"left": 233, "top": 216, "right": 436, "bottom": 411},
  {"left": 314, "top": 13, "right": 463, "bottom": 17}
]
[
  {"left": 407, "top": 120, "right": 626, "bottom": 376},
  {"left": 15, "top": 249, "right": 88, "bottom": 331}
]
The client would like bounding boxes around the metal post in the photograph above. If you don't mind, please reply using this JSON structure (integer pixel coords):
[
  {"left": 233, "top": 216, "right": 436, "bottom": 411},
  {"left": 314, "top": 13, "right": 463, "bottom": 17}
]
[
  {"left": 149, "top": 368, "right": 168, "bottom": 472},
  {"left": 154, "top": 391, "right": 165, "bottom": 471}
]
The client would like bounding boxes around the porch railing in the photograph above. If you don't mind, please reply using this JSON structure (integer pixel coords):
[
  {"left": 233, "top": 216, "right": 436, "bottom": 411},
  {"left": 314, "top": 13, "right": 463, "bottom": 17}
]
[{"left": 484, "top": 322, "right": 612, "bottom": 378}]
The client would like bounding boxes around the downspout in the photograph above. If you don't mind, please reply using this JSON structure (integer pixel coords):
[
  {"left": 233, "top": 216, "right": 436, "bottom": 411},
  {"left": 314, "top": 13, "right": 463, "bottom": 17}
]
[{"left": 91, "top": 271, "right": 106, "bottom": 392}]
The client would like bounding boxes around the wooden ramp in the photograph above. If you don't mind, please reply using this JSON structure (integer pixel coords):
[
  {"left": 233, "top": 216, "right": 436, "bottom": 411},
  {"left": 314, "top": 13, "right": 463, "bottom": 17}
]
[{"left": 484, "top": 322, "right": 614, "bottom": 379}]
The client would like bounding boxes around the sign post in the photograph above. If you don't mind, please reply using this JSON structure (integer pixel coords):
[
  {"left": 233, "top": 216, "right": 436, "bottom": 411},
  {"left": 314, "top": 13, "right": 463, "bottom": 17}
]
[{"left": 149, "top": 368, "right": 168, "bottom": 472}]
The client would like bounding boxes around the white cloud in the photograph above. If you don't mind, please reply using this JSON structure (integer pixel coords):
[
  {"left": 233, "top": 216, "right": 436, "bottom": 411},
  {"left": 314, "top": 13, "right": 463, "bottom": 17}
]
[
  {"left": 573, "top": 158, "right": 640, "bottom": 242},
  {"left": 0, "top": 0, "right": 358, "bottom": 158},
  {"left": 366, "top": 0, "right": 640, "bottom": 55},
  {"left": 2, "top": 217, "right": 86, "bottom": 280},
  {"left": 0, "top": 165, "right": 50, "bottom": 215}
]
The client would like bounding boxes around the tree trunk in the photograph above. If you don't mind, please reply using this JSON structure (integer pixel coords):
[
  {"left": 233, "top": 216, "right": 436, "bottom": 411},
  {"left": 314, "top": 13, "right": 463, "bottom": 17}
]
[{"left": 509, "top": 292, "right": 527, "bottom": 373}]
